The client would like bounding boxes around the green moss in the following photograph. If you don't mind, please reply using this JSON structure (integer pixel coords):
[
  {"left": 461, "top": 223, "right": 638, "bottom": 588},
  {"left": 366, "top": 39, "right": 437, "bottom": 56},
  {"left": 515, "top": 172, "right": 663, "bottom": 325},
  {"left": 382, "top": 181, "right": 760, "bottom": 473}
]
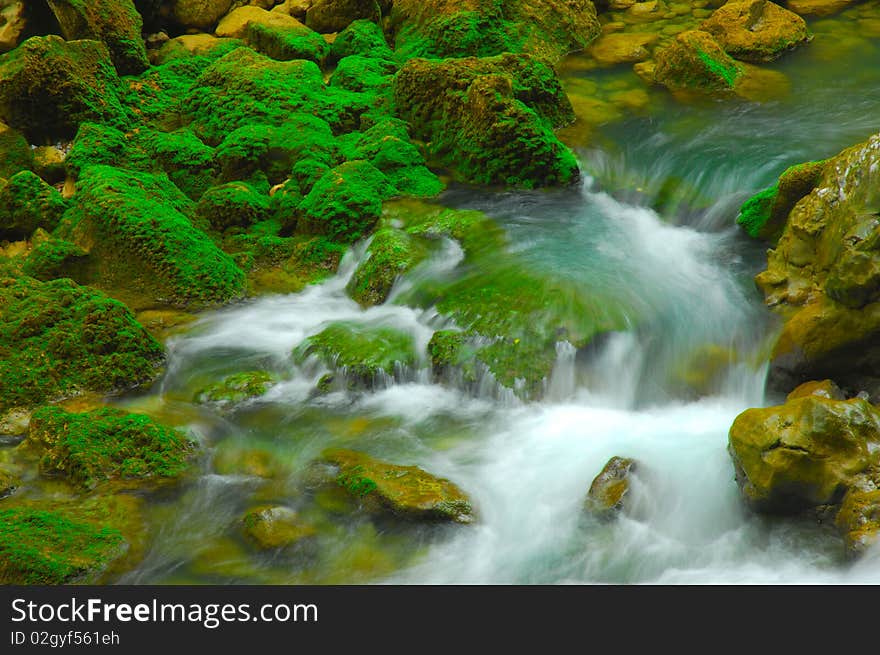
[
  {"left": 394, "top": 10, "right": 524, "bottom": 61},
  {"left": 696, "top": 48, "right": 740, "bottom": 88},
  {"left": 0, "top": 507, "right": 126, "bottom": 584},
  {"left": 245, "top": 21, "right": 329, "bottom": 63},
  {"left": 398, "top": 203, "right": 508, "bottom": 255},
  {"left": 654, "top": 30, "right": 743, "bottom": 94},
  {"left": 738, "top": 185, "right": 778, "bottom": 238},
  {"left": 328, "top": 19, "right": 394, "bottom": 64},
  {"left": 297, "top": 160, "right": 396, "bottom": 243},
  {"left": 347, "top": 228, "right": 428, "bottom": 306},
  {"left": 0, "top": 171, "right": 69, "bottom": 240},
  {"left": 337, "top": 464, "right": 378, "bottom": 497},
  {"left": 293, "top": 322, "right": 416, "bottom": 387},
  {"left": 195, "top": 370, "right": 277, "bottom": 404},
  {"left": 354, "top": 123, "right": 443, "bottom": 197},
  {"left": 330, "top": 55, "right": 398, "bottom": 94},
  {"left": 196, "top": 181, "right": 272, "bottom": 232},
  {"left": 22, "top": 239, "right": 89, "bottom": 281},
  {"left": 428, "top": 329, "right": 478, "bottom": 383},
  {"left": 60, "top": 165, "right": 245, "bottom": 307},
  {"left": 0, "top": 122, "right": 33, "bottom": 179},
  {"left": 25, "top": 405, "right": 195, "bottom": 490},
  {"left": 137, "top": 128, "right": 218, "bottom": 200},
  {"left": 0, "top": 276, "right": 164, "bottom": 413}
]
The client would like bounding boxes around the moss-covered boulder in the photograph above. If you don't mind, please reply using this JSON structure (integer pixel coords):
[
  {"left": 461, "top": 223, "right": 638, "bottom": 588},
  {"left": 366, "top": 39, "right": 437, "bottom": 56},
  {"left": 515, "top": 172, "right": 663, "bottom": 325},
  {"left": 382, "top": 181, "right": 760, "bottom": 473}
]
[
  {"left": 0, "top": 171, "right": 69, "bottom": 240},
  {"left": 241, "top": 506, "right": 316, "bottom": 549},
  {"left": 754, "top": 133, "right": 880, "bottom": 393},
  {"left": 217, "top": 6, "right": 328, "bottom": 63},
  {"left": 172, "top": 0, "right": 233, "bottom": 30},
  {"left": 351, "top": 121, "right": 443, "bottom": 197},
  {"left": 653, "top": 30, "right": 743, "bottom": 94},
  {"left": 0, "top": 36, "right": 128, "bottom": 142},
  {"left": 0, "top": 276, "right": 164, "bottom": 413},
  {"left": 728, "top": 396, "right": 880, "bottom": 513},
  {"left": 195, "top": 370, "right": 277, "bottom": 404},
  {"left": 700, "top": 0, "right": 811, "bottom": 62},
  {"left": 196, "top": 181, "right": 272, "bottom": 231},
  {"left": 0, "top": 120, "right": 32, "bottom": 179},
  {"left": 393, "top": 54, "right": 579, "bottom": 188},
  {"left": 24, "top": 406, "right": 196, "bottom": 490},
  {"left": 736, "top": 160, "right": 826, "bottom": 242},
  {"left": 60, "top": 165, "right": 245, "bottom": 308},
  {"left": 297, "top": 160, "right": 395, "bottom": 242},
  {"left": 305, "top": 0, "right": 380, "bottom": 33},
  {"left": 0, "top": 495, "right": 144, "bottom": 584},
  {"left": 22, "top": 238, "right": 90, "bottom": 282},
  {"left": 346, "top": 228, "right": 427, "bottom": 306},
  {"left": 294, "top": 322, "right": 416, "bottom": 388},
  {"left": 47, "top": 0, "right": 149, "bottom": 74},
  {"left": 320, "top": 448, "right": 474, "bottom": 523},
  {"left": 328, "top": 18, "right": 393, "bottom": 64},
  {"left": 585, "top": 456, "right": 638, "bottom": 520},
  {"left": 835, "top": 488, "right": 880, "bottom": 558}
]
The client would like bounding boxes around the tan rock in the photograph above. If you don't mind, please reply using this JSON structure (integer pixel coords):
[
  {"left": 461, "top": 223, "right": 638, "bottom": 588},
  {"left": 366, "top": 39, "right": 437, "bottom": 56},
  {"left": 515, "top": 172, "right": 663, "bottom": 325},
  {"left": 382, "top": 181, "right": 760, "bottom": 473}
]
[
  {"left": 590, "top": 32, "right": 659, "bottom": 66},
  {"left": 216, "top": 5, "right": 306, "bottom": 37},
  {"left": 700, "top": 0, "right": 811, "bottom": 62}
]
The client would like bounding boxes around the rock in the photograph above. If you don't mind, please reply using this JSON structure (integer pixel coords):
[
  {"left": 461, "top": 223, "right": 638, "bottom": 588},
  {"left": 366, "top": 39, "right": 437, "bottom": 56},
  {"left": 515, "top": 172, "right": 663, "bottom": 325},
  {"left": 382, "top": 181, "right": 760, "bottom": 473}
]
[
  {"left": 172, "top": 0, "right": 233, "bottom": 30},
  {"left": 327, "top": 18, "right": 393, "bottom": 64},
  {"left": 0, "top": 120, "right": 31, "bottom": 179},
  {"left": 155, "top": 34, "right": 226, "bottom": 64},
  {"left": 728, "top": 396, "right": 880, "bottom": 513},
  {"left": 22, "top": 238, "right": 90, "bottom": 282},
  {"left": 653, "top": 30, "right": 743, "bottom": 94},
  {"left": 292, "top": 322, "right": 416, "bottom": 388},
  {"left": 241, "top": 506, "right": 316, "bottom": 549},
  {"left": 32, "top": 146, "right": 67, "bottom": 185},
  {"left": 0, "top": 171, "right": 69, "bottom": 241},
  {"left": 59, "top": 165, "right": 245, "bottom": 308},
  {"left": 393, "top": 54, "right": 579, "bottom": 188},
  {"left": 786, "top": 0, "right": 856, "bottom": 17},
  {"left": 585, "top": 456, "right": 638, "bottom": 519},
  {"left": 835, "top": 488, "right": 880, "bottom": 558},
  {"left": 347, "top": 228, "right": 427, "bottom": 307},
  {"left": 273, "top": 0, "right": 314, "bottom": 20},
  {"left": 754, "top": 133, "right": 880, "bottom": 393},
  {"left": 0, "top": 407, "right": 30, "bottom": 437},
  {"left": 700, "top": 0, "right": 811, "bottom": 63},
  {"left": 195, "top": 370, "right": 277, "bottom": 404},
  {"left": 0, "top": 36, "right": 127, "bottom": 142},
  {"left": 215, "top": 2, "right": 327, "bottom": 62},
  {"left": 0, "top": 1, "right": 26, "bottom": 53},
  {"left": 320, "top": 448, "right": 474, "bottom": 523},
  {"left": 786, "top": 379, "right": 845, "bottom": 401},
  {"left": 0, "top": 277, "right": 165, "bottom": 414},
  {"left": 46, "top": 0, "right": 149, "bottom": 74},
  {"left": 24, "top": 406, "right": 196, "bottom": 490},
  {"left": 589, "top": 32, "right": 659, "bottom": 66},
  {"left": 213, "top": 447, "right": 281, "bottom": 478},
  {"left": 0, "top": 468, "right": 17, "bottom": 498},
  {"left": 196, "top": 181, "right": 272, "bottom": 231},
  {"left": 305, "top": 0, "right": 379, "bottom": 33}
]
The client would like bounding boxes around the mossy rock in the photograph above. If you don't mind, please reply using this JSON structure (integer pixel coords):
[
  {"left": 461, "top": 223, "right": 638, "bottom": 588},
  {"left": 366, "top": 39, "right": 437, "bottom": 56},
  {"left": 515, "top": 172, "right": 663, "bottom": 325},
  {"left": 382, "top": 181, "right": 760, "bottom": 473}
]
[
  {"left": 22, "top": 238, "right": 89, "bottom": 282},
  {"left": 786, "top": 379, "right": 845, "bottom": 402},
  {"left": 330, "top": 55, "right": 397, "bottom": 93},
  {"left": 0, "top": 171, "right": 69, "bottom": 240},
  {"left": 328, "top": 18, "right": 393, "bottom": 64},
  {"left": 47, "top": 0, "right": 149, "bottom": 74},
  {"left": 0, "top": 276, "right": 164, "bottom": 414},
  {"left": 0, "top": 468, "right": 18, "bottom": 498},
  {"left": 32, "top": 146, "right": 67, "bottom": 185},
  {"left": 172, "top": 0, "right": 233, "bottom": 30},
  {"left": 197, "top": 181, "right": 272, "bottom": 231},
  {"left": 353, "top": 121, "right": 443, "bottom": 197},
  {"left": 835, "top": 488, "right": 880, "bottom": 558},
  {"left": 60, "top": 165, "right": 245, "bottom": 308},
  {"left": 213, "top": 447, "right": 282, "bottom": 478},
  {"left": 0, "top": 495, "right": 144, "bottom": 584},
  {"left": 0, "top": 121, "right": 33, "bottom": 179},
  {"left": 24, "top": 406, "right": 196, "bottom": 491},
  {"left": 293, "top": 322, "right": 416, "bottom": 388},
  {"left": 305, "top": 0, "right": 380, "bottom": 33},
  {"left": 728, "top": 396, "right": 880, "bottom": 513},
  {"left": 321, "top": 448, "right": 474, "bottom": 523},
  {"left": 0, "top": 35, "right": 128, "bottom": 142},
  {"left": 585, "top": 456, "right": 638, "bottom": 520},
  {"left": 195, "top": 370, "right": 277, "bottom": 404},
  {"left": 241, "top": 506, "right": 317, "bottom": 550},
  {"left": 346, "top": 228, "right": 428, "bottom": 306},
  {"left": 218, "top": 7, "right": 329, "bottom": 63},
  {"left": 393, "top": 54, "right": 579, "bottom": 188},
  {"left": 653, "top": 30, "right": 743, "bottom": 94},
  {"left": 699, "top": 0, "right": 811, "bottom": 63}
]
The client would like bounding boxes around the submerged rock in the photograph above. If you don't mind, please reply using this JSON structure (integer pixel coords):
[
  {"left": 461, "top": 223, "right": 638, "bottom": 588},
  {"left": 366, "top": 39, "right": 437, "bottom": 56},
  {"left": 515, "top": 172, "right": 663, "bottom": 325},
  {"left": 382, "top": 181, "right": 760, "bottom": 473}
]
[
  {"left": 589, "top": 32, "right": 659, "bottom": 66},
  {"left": 728, "top": 395, "right": 880, "bottom": 513},
  {"left": 0, "top": 468, "right": 17, "bottom": 498},
  {"left": 241, "top": 506, "right": 316, "bottom": 550},
  {"left": 700, "top": 0, "right": 811, "bottom": 63},
  {"left": 195, "top": 371, "right": 277, "bottom": 405},
  {"left": 785, "top": 0, "right": 856, "bottom": 17},
  {"left": 585, "top": 456, "right": 638, "bottom": 519},
  {"left": 346, "top": 228, "right": 427, "bottom": 307},
  {"left": 320, "top": 448, "right": 474, "bottom": 523}
]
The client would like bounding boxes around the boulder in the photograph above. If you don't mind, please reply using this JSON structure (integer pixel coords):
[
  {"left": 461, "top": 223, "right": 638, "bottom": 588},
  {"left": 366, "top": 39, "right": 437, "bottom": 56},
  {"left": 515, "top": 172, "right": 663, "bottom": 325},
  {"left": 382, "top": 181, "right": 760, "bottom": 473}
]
[
  {"left": 0, "top": 468, "right": 17, "bottom": 498},
  {"left": 589, "top": 32, "right": 659, "bottom": 66},
  {"left": 196, "top": 181, "right": 272, "bottom": 231},
  {"left": 320, "top": 448, "right": 474, "bottom": 523},
  {"left": 327, "top": 18, "right": 393, "bottom": 63},
  {"left": 653, "top": 30, "right": 743, "bottom": 94},
  {"left": 241, "top": 506, "right": 316, "bottom": 549},
  {"left": 700, "top": 0, "right": 811, "bottom": 62},
  {"left": 172, "top": 0, "right": 233, "bottom": 30},
  {"left": 305, "top": 0, "right": 380, "bottom": 33},
  {"left": 835, "top": 488, "right": 880, "bottom": 558},
  {"left": 0, "top": 120, "right": 32, "bottom": 179},
  {"left": 786, "top": 379, "right": 845, "bottom": 401},
  {"left": 785, "top": 0, "right": 856, "bottom": 17},
  {"left": 346, "top": 228, "right": 427, "bottom": 306},
  {"left": 0, "top": 276, "right": 164, "bottom": 414},
  {"left": 0, "top": 1, "right": 26, "bottom": 53},
  {"left": 0, "top": 171, "right": 69, "bottom": 241},
  {"left": 24, "top": 406, "right": 196, "bottom": 491},
  {"left": 585, "top": 456, "right": 638, "bottom": 519},
  {"left": 728, "top": 396, "right": 880, "bottom": 513},
  {"left": 0, "top": 36, "right": 128, "bottom": 142},
  {"left": 46, "top": 0, "right": 149, "bottom": 74},
  {"left": 195, "top": 370, "right": 277, "bottom": 404}
]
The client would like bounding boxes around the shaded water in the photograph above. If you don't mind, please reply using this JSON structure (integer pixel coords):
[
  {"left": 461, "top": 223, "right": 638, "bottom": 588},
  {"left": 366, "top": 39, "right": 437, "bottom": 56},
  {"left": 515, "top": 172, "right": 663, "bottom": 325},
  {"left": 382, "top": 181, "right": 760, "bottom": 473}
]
[{"left": 116, "top": 11, "right": 880, "bottom": 584}]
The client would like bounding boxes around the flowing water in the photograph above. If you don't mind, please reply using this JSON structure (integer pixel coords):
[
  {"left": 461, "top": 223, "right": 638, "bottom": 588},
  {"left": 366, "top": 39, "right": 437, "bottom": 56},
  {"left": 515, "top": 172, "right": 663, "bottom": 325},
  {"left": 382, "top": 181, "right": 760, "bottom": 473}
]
[{"left": 114, "top": 10, "right": 880, "bottom": 584}]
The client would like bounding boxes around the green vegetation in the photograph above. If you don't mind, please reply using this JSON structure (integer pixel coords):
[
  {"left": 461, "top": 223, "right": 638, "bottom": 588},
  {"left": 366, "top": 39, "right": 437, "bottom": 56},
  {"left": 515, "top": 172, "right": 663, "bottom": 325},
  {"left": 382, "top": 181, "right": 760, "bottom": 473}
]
[
  {"left": 195, "top": 370, "right": 277, "bottom": 404},
  {"left": 0, "top": 171, "right": 69, "bottom": 240},
  {"left": 347, "top": 228, "right": 428, "bottom": 306},
  {"left": 22, "top": 239, "right": 89, "bottom": 281}
]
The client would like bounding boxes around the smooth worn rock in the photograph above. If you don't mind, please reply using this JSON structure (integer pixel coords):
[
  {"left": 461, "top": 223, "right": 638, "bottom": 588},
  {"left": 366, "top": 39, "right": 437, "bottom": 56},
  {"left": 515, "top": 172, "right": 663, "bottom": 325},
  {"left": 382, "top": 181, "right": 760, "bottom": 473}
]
[
  {"left": 241, "top": 506, "right": 316, "bottom": 549},
  {"left": 700, "top": 0, "right": 811, "bottom": 62},
  {"left": 589, "top": 32, "right": 659, "bottom": 66},
  {"left": 835, "top": 488, "right": 880, "bottom": 558},
  {"left": 0, "top": 1, "right": 26, "bottom": 53},
  {"left": 786, "top": 379, "right": 845, "bottom": 402},
  {"left": 305, "top": 0, "right": 379, "bottom": 33},
  {"left": 172, "top": 0, "right": 233, "bottom": 30},
  {"left": 728, "top": 395, "right": 880, "bottom": 513},
  {"left": 786, "top": 0, "right": 856, "bottom": 17},
  {"left": 653, "top": 30, "right": 743, "bottom": 94},
  {"left": 321, "top": 448, "right": 474, "bottom": 523},
  {"left": 585, "top": 456, "right": 637, "bottom": 519}
]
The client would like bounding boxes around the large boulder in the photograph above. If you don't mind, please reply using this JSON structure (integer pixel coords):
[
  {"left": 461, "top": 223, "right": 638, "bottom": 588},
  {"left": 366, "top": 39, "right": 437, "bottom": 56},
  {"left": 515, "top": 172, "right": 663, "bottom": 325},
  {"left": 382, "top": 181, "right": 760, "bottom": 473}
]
[
  {"left": 46, "top": 0, "right": 149, "bottom": 74},
  {"left": 754, "top": 133, "right": 880, "bottom": 394},
  {"left": 700, "top": 0, "right": 811, "bottom": 63},
  {"left": 319, "top": 448, "right": 474, "bottom": 523},
  {"left": 305, "top": 0, "right": 380, "bottom": 33},
  {"left": 393, "top": 54, "right": 579, "bottom": 188},
  {"left": 653, "top": 30, "right": 744, "bottom": 94},
  {"left": 0, "top": 1, "right": 27, "bottom": 53},
  {"left": 172, "top": 0, "right": 233, "bottom": 30},
  {"left": 728, "top": 396, "right": 880, "bottom": 513},
  {"left": 0, "top": 36, "right": 128, "bottom": 142},
  {"left": 835, "top": 488, "right": 880, "bottom": 558},
  {"left": 347, "top": 227, "right": 427, "bottom": 306},
  {"left": 0, "top": 276, "right": 164, "bottom": 414},
  {"left": 0, "top": 171, "right": 69, "bottom": 240},
  {"left": 0, "top": 120, "right": 31, "bottom": 179}
]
